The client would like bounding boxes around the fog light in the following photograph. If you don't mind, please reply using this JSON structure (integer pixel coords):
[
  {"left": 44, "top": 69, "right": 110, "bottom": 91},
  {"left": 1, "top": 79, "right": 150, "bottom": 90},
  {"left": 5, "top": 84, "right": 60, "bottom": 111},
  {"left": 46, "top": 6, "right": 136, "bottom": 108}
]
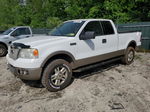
[{"left": 18, "top": 69, "right": 28, "bottom": 75}]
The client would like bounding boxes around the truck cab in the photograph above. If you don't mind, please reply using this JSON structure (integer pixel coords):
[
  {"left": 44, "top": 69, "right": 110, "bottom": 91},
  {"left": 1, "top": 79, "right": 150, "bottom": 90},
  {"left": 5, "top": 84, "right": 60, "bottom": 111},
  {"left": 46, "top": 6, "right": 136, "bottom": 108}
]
[{"left": 0, "top": 26, "right": 32, "bottom": 57}]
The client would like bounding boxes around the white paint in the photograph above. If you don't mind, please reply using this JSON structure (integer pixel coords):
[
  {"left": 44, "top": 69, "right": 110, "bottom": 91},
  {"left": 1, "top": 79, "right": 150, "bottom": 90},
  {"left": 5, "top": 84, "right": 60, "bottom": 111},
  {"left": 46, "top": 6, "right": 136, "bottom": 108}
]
[{"left": 7, "top": 19, "right": 142, "bottom": 69}]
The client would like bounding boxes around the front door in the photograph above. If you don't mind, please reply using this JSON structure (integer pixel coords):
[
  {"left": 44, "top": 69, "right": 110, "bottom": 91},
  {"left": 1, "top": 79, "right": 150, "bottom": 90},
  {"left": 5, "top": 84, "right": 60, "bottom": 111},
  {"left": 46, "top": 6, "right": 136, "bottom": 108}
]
[
  {"left": 11, "top": 28, "right": 31, "bottom": 39},
  {"left": 76, "top": 21, "right": 107, "bottom": 65}
]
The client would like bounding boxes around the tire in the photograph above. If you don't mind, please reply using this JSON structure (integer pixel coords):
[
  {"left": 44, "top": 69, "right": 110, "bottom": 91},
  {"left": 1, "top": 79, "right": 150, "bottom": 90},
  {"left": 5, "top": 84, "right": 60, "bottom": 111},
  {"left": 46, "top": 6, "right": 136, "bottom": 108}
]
[
  {"left": 0, "top": 44, "right": 7, "bottom": 57},
  {"left": 122, "top": 47, "right": 135, "bottom": 65},
  {"left": 41, "top": 59, "right": 72, "bottom": 92}
]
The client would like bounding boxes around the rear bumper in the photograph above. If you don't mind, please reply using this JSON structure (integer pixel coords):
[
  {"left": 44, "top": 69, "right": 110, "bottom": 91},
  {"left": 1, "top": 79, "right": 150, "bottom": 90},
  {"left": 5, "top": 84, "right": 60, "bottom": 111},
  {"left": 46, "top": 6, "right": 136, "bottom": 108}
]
[
  {"left": 7, "top": 64, "right": 42, "bottom": 80},
  {"left": 136, "top": 45, "right": 141, "bottom": 51}
]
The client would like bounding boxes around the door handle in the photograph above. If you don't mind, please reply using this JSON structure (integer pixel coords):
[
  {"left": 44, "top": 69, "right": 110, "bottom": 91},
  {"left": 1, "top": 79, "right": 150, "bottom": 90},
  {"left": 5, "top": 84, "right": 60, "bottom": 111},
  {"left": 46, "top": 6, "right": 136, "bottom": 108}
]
[
  {"left": 70, "top": 42, "right": 77, "bottom": 46},
  {"left": 102, "top": 39, "right": 107, "bottom": 43},
  {"left": 26, "top": 36, "right": 30, "bottom": 38}
]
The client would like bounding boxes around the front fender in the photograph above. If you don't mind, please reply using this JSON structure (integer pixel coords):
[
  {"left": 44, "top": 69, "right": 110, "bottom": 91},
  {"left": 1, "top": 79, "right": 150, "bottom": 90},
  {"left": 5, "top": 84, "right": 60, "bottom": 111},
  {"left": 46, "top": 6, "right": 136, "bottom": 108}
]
[{"left": 41, "top": 51, "right": 76, "bottom": 68}]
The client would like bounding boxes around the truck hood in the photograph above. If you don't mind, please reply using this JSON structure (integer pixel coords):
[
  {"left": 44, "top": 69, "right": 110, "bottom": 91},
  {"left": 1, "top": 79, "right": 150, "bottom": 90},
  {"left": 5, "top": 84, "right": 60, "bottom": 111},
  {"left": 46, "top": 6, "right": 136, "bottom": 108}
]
[
  {"left": 13, "top": 35, "right": 72, "bottom": 47},
  {"left": 0, "top": 35, "right": 9, "bottom": 39}
]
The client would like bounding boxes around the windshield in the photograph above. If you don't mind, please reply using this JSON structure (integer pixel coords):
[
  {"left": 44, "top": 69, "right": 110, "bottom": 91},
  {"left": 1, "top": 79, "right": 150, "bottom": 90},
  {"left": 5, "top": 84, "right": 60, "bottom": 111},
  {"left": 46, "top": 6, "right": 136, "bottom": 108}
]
[
  {"left": 49, "top": 21, "right": 85, "bottom": 37},
  {"left": 2, "top": 28, "right": 15, "bottom": 35}
]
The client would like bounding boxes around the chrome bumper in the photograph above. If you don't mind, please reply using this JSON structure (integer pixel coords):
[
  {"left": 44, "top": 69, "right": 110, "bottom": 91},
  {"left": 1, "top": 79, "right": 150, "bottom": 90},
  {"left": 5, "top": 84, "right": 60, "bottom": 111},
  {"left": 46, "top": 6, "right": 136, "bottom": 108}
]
[{"left": 7, "top": 64, "right": 42, "bottom": 80}]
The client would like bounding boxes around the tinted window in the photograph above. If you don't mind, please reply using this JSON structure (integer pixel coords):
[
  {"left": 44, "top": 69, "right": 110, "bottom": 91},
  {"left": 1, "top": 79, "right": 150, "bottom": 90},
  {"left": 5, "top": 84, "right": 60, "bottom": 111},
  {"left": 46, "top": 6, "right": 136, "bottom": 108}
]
[
  {"left": 19, "top": 28, "right": 30, "bottom": 35},
  {"left": 82, "top": 21, "right": 103, "bottom": 36},
  {"left": 49, "top": 21, "right": 85, "bottom": 37},
  {"left": 11, "top": 28, "right": 30, "bottom": 36},
  {"left": 101, "top": 21, "right": 114, "bottom": 35},
  {"left": 11, "top": 29, "right": 20, "bottom": 36},
  {"left": 25, "top": 28, "right": 30, "bottom": 34}
]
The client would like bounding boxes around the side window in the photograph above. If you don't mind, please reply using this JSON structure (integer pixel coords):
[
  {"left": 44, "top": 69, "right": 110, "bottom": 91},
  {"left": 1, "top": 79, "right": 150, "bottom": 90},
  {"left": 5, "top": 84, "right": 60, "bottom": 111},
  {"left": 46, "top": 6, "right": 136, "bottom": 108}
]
[
  {"left": 11, "top": 28, "right": 30, "bottom": 36},
  {"left": 101, "top": 21, "right": 114, "bottom": 35},
  {"left": 82, "top": 21, "right": 103, "bottom": 36},
  {"left": 11, "top": 29, "right": 20, "bottom": 36},
  {"left": 25, "top": 28, "right": 30, "bottom": 35},
  {"left": 19, "top": 28, "right": 30, "bottom": 35}
]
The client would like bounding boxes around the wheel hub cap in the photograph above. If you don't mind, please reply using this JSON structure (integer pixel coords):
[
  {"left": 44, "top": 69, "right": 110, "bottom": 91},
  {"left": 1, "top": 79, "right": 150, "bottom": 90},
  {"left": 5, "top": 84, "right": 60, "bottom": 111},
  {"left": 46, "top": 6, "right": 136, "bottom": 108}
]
[
  {"left": 51, "top": 66, "right": 68, "bottom": 86},
  {"left": 128, "top": 51, "right": 134, "bottom": 62}
]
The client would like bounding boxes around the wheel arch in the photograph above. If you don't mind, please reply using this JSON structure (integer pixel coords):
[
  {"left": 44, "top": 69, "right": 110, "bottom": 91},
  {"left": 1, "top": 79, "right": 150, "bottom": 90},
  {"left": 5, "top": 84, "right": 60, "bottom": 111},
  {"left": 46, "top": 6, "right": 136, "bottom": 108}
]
[
  {"left": 0, "top": 42, "right": 8, "bottom": 49},
  {"left": 41, "top": 51, "right": 76, "bottom": 69},
  {"left": 127, "top": 40, "right": 137, "bottom": 49}
]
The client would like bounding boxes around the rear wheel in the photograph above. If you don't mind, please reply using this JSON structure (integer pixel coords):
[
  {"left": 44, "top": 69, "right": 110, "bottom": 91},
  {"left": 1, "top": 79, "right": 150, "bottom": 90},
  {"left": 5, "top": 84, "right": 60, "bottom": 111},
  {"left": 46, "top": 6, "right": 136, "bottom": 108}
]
[
  {"left": 0, "top": 44, "right": 7, "bottom": 57},
  {"left": 41, "top": 59, "right": 72, "bottom": 92},
  {"left": 122, "top": 47, "right": 135, "bottom": 65}
]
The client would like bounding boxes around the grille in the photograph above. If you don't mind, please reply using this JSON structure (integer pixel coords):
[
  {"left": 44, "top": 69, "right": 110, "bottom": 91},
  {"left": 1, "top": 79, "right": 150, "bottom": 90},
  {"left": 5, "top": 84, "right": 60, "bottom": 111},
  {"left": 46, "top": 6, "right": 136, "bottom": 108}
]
[{"left": 9, "top": 45, "right": 20, "bottom": 60}]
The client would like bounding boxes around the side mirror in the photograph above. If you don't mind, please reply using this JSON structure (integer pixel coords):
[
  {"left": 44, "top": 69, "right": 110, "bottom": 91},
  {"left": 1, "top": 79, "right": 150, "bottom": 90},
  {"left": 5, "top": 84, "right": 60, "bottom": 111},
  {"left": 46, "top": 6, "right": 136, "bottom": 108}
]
[{"left": 80, "top": 31, "right": 95, "bottom": 40}]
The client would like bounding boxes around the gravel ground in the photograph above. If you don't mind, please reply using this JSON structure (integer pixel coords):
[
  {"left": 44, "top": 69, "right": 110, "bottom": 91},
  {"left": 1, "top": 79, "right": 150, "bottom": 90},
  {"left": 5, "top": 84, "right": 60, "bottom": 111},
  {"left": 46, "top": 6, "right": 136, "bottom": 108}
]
[{"left": 0, "top": 53, "right": 150, "bottom": 112}]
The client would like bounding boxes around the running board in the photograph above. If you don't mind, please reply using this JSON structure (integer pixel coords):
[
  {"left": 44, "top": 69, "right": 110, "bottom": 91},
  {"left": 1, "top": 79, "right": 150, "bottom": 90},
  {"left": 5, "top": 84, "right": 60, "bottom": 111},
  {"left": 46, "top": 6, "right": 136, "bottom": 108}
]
[{"left": 73, "top": 57, "right": 122, "bottom": 72}]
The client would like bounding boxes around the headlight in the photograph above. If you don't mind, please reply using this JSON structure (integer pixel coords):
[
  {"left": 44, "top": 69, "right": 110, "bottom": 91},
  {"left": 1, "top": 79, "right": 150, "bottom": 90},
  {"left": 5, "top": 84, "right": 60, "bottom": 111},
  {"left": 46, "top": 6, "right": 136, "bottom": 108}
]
[{"left": 18, "top": 48, "right": 39, "bottom": 59}]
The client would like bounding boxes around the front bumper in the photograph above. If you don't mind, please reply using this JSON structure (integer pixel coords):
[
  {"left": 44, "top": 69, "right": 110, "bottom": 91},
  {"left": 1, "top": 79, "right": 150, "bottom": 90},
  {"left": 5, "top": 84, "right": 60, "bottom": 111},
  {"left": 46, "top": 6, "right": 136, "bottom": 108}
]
[{"left": 7, "top": 64, "right": 42, "bottom": 80}]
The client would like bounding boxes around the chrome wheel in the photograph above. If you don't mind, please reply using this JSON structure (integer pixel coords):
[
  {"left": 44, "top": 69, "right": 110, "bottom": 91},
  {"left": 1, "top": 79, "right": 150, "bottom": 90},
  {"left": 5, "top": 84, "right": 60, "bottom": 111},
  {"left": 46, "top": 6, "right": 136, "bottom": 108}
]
[
  {"left": 50, "top": 66, "right": 68, "bottom": 86},
  {"left": 42, "top": 59, "right": 72, "bottom": 92},
  {"left": 128, "top": 50, "right": 134, "bottom": 62}
]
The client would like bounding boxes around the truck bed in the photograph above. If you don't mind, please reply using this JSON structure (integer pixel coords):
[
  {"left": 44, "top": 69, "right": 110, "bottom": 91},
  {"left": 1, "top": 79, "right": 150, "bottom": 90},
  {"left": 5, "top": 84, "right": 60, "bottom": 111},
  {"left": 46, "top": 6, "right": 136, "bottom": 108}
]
[{"left": 118, "top": 32, "right": 141, "bottom": 50}]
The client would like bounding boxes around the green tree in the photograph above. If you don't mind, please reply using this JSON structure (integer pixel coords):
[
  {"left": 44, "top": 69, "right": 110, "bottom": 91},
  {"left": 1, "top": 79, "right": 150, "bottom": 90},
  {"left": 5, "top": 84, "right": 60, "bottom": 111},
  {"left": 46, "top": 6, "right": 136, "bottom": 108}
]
[
  {"left": 46, "top": 17, "right": 62, "bottom": 29},
  {"left": 0, "top": 0, "right": 150, "bottom": 31}
]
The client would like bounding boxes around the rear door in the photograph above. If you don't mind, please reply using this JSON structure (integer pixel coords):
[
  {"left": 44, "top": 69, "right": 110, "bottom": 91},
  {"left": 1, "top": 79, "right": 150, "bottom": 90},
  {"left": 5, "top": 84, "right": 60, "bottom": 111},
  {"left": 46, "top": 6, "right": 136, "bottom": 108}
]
[{"left": 100, "top": 21, "right": 118, "bottom": 53}]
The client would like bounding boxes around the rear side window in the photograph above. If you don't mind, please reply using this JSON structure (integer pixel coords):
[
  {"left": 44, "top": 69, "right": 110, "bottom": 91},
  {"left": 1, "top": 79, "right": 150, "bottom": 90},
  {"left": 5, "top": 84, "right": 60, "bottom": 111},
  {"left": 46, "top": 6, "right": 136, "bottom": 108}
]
[
  {"left": 82, "top": 21, "right": 103, "bottom": 36},
  {"left": 101, "top": 21, "right": 114, "bottom": 35},
  {"left": 19, "top": 28, "right": 30, "bottom": 35}
]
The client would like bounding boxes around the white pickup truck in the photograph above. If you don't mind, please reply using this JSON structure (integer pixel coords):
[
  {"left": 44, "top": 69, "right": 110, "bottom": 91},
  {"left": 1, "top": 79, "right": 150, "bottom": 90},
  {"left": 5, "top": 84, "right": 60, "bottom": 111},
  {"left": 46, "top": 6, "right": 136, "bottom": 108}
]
[
  {"left": 0, "top": 26, "right": 32, "bottom": 57},
  {"left": 7, "top": 19, "right": 141, "bottom": 92}
]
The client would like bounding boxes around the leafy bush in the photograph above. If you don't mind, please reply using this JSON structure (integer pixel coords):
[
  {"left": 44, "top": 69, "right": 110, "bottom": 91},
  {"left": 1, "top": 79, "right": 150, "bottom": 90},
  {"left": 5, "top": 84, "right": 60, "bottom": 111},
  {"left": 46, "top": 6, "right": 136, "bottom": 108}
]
[{"left": 0, "top": 0, "right": 149, "bottom": 31}]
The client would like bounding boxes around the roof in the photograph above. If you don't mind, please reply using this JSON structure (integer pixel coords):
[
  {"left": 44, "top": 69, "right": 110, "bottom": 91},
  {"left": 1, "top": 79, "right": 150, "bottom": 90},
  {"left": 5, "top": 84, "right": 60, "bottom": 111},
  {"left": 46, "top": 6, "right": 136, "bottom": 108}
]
[
  {"left": 66, "top": 19, "right": 111, "bottom": 22},
  {"left": 12, "top": 26, "right": 30, "bottom": 29}
]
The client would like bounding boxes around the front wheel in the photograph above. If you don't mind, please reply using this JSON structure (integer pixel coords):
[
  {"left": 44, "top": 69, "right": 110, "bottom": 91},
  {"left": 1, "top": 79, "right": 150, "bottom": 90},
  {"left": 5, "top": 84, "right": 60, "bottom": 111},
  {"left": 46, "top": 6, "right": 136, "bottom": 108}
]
[
  {"left": 122, "top": 47, "right": 135, "bottom": 65},
  {"left": 0, "top": 44, "right": 7, "bottom": 57},
  {"left": 41, "top": 59, "right": 72, "bottom": 92}
]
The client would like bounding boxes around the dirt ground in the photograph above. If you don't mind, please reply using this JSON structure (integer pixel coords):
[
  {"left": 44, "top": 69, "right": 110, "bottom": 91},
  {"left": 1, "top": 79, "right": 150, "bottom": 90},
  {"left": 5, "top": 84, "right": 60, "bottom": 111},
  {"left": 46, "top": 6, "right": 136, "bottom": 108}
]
[{"left": 0, "top": 53, "right": 150, "bottom": 112}]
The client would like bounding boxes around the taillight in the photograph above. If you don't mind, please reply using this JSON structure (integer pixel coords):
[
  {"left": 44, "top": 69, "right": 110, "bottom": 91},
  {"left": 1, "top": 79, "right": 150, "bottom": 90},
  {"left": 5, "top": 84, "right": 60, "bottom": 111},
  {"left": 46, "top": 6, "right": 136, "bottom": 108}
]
[
  {"left": 140, "top": 35, "right": 142, "bottom": 42},
  {"left": 137, "top": 32, "right": 142, "bottom": 42}
]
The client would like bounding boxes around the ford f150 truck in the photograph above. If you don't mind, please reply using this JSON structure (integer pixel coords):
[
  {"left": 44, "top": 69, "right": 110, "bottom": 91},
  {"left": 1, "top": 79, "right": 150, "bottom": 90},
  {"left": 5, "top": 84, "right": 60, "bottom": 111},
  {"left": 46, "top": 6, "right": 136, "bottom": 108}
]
[
  {"left": 0, "top": 26, "right": 32, "bottom": 57},
  {"left": 7, "top": 19, "right": 141, "bottom": 92}
]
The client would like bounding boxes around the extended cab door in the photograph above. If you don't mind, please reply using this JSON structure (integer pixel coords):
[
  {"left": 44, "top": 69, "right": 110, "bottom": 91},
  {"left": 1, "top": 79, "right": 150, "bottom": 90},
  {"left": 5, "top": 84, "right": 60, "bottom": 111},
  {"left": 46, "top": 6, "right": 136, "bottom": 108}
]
[{"left": 100, "top": 21, "right": 118, "bottom": 53}]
